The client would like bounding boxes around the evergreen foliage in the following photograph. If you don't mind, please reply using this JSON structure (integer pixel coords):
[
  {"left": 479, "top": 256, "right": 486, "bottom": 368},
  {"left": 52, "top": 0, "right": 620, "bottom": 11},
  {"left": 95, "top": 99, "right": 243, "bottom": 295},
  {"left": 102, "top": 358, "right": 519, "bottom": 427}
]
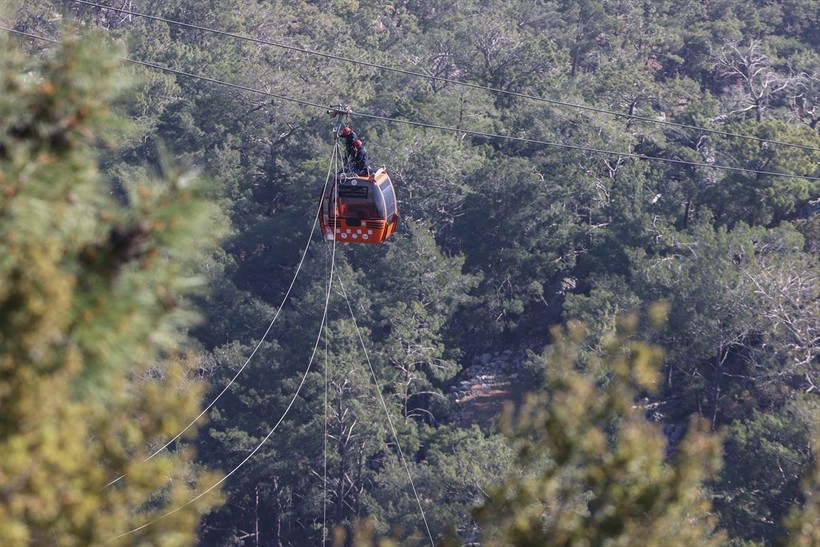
[
  {"left": 474, "top": 308, "right": 725, "bottom": 546},
  {"left": 713, "top": 397, "right": 819, "bottom": 544},
  {"left": 0, "top": 30, "right": 226, "bottom": 545},
  {"left": 5, "top": 0, "right": 818, "bottom": 544}
]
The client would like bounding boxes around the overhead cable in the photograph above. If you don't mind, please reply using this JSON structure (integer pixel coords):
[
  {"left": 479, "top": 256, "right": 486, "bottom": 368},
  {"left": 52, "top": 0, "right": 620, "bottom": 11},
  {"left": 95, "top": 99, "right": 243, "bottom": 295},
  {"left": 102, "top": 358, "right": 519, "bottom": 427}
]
[
  {"left": 4, "top": 26, "right": 818, "bottom": 182},
  {"left": 70, "top": 0, "right": 820, "bottom": 153}
]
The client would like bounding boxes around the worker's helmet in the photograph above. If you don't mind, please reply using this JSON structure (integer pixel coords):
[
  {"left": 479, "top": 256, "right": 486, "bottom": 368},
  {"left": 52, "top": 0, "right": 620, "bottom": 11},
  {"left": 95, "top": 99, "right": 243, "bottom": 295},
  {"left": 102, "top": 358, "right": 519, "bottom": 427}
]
[
  {"left": 341, "top": 127, "right": 352, "bottom": 136},
  {"left": 353, "top": 139, "right": 362, "bottom": 148}
]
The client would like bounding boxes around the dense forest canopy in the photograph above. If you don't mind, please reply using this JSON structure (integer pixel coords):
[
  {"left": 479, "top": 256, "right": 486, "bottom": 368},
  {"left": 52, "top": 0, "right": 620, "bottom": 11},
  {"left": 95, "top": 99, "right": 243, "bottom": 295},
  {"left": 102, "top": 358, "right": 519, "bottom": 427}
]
[{"left": 2, "top": 0, "right": 818, "bottom": 545}]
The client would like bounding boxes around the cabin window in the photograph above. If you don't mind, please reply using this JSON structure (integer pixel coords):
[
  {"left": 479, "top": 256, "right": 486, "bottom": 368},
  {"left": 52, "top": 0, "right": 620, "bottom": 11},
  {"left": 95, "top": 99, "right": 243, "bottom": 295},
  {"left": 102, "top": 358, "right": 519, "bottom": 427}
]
[
  {"left": 381, "top": 183, "right": 396, "bottom": 219},
  {"left": 337, "top": 184, "right": 369, "bottom": 199},
  {"left": 338, "top": 183, "right": 381, "bottom": 220}
]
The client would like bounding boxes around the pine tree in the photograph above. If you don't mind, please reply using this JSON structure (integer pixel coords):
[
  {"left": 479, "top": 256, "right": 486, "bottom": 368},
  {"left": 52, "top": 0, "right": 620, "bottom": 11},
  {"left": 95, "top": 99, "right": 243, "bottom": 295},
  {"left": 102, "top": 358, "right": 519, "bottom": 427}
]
[
  {"left": 782, "top": 404, "right": 820, "bottom": 546},
  {"left": 0, "top": 30, "right": 226, "bottom": 545},
  {"left": 473, "top": 305, "right": 725, "bottom": 546}
]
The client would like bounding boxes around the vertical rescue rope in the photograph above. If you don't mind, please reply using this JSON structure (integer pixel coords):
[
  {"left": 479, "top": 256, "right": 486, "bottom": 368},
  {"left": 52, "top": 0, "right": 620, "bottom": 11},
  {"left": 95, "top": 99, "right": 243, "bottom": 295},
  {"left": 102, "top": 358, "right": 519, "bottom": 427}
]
[{"left": 335, "top": 272, "right": 436, "bottom": 546}]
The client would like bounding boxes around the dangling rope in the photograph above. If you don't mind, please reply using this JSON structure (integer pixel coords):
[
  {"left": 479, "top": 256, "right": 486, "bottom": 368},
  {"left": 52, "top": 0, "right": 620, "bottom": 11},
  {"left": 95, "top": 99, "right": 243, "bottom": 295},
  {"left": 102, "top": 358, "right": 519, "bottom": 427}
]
[
  {"left": 317, "top": 123, "right": 433, "bottom": 543},
  {"left": 104, "top": 174, "right": 325, "bottom": 489},
  {"left": 111, "top": 282, "right": 333, "bottom": 540},
  {"left": 110, "top": 147, "right": 342, "bottom": 540},
  {"left": 335, "top": 272, "right": 435, "bottom": 546},
  {"left": 322, "top": 245, "right": 330, "bottom": 546},
  {"left": 322, "top": 140, "right": 343, "bottom": 546}
]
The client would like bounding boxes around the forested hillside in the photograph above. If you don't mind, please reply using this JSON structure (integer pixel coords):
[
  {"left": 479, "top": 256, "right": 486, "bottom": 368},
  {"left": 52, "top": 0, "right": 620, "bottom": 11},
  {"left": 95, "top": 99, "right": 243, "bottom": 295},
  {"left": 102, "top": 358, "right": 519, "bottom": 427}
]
[{"left": 3, "top": 0, "right": 818, "bottom": 545}]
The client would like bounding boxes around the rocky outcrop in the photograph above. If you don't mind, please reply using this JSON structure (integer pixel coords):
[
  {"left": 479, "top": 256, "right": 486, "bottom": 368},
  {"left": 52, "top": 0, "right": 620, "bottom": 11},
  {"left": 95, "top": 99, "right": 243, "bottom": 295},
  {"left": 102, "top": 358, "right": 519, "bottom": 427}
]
[{"left": 450, "top": 349, "right": 531, "bottom": 426}]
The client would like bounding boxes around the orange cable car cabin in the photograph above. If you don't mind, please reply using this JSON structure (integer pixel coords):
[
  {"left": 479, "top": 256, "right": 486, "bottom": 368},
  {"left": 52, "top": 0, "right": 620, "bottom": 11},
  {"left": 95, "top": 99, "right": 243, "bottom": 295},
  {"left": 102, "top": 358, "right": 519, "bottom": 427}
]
[{"left": 320, "top": 168, "right": 398, "bottom": 244}]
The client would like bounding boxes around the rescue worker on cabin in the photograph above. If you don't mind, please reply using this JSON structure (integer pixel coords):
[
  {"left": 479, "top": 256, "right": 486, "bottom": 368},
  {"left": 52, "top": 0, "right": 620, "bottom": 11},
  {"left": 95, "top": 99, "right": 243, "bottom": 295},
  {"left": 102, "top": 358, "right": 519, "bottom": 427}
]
[
  {"left": 339, "top": 126, "right": 358, "bottom": 163},
  {"left": 351, "top": 139, "right": 370, "bottom": 176}
]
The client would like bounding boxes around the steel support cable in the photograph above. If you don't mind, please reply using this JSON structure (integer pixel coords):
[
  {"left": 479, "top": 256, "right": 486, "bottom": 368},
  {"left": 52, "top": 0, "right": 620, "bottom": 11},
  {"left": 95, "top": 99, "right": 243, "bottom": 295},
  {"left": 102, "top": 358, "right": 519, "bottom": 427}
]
[
  {"left": 335, "top": 272, "right": 435, "bottom": 547},
  {"left": 5, "top": 26, "right": 819, "bottom": 182},
  {"left": 322, "top": 141, "right": 343, "bottom": 547},
  {"left": 1, "top": 27, "right": 325, "bottom": 111},
  {"left": 332, "top": 108, "right": 820, "bottom": 181},
  {"left": 70, "top": 0, "right": 820, "bottom": 154},
  {"left": 112, "top": 148, "right": 341, "bottom": 541}
]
